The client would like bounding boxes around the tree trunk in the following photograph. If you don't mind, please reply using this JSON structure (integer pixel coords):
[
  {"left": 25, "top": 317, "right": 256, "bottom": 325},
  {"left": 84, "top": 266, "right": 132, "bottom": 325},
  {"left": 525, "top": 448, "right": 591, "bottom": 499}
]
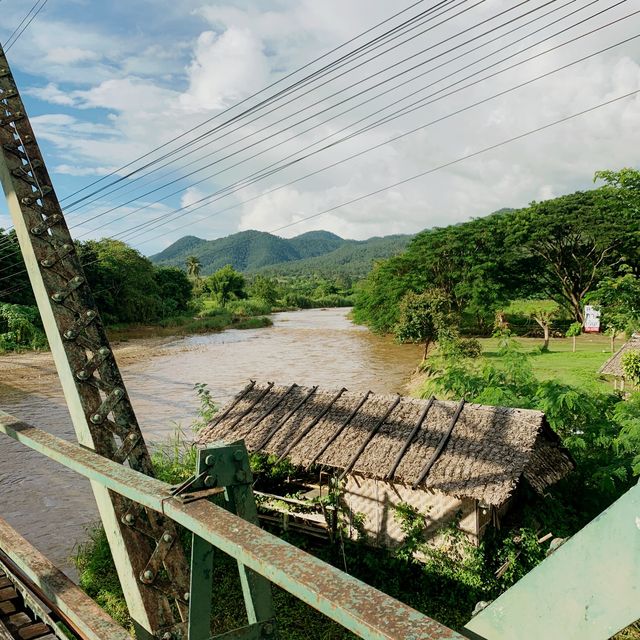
[
  {"left": 543, "top": 324, "right": 550, "bottom": 351},
  {"left": 572, "top": 335, "right": 576, "bottom": 353},
  {"left": 423, "top": 339, "right": 431, "bottom": 361}
]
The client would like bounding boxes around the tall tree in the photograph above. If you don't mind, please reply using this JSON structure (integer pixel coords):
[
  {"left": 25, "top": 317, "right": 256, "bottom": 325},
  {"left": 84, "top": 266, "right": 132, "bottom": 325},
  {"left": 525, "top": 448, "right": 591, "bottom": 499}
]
[
  {"left": 185, "top": 255, "right": 201, "bottom": 279},
  {"left": 511, "top": 189, "right": 633, "bottom": 322},
  {"left": 205, "top": 265, "right": 247, "bottom": 306},
  {"left": 394, "top": 289, "right": 451, "bottom": 360}
]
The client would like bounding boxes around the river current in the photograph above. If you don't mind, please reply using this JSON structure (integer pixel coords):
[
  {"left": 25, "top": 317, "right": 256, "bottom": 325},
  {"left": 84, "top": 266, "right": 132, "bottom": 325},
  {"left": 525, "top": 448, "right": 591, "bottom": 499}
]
[{"left": 0, "top": 308, "right": 421, "bottom": 577}]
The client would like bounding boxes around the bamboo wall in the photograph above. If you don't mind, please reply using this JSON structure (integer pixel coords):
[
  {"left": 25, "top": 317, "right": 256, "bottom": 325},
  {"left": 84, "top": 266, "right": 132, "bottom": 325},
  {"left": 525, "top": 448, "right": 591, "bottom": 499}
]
[{"left": 342, "top": 474, "right": 479, "bottom": 548}]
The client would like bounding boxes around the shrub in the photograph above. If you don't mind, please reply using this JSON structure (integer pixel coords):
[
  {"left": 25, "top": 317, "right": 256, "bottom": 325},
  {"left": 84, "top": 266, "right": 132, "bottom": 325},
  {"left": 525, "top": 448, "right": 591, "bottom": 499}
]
[
  {"left": 0, "top": 303, "right": 47, "bottom": 352},
  {"left": 622, "top": 350, "right": 640, "bottom": 385}
]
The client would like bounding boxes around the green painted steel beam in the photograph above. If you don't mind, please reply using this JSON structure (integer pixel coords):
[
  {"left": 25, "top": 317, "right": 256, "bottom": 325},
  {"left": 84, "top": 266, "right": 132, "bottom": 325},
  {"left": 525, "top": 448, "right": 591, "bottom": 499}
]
[
  {"left": 465, "top": 481, "right": 640, "bottom": 640},
  {"left": 0, "top": 412, "right": 467, "bottom": 640}
]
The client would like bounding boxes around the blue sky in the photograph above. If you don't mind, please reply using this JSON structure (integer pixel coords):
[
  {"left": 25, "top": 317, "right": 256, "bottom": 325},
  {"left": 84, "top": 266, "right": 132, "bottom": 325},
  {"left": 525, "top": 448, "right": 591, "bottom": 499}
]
[{"left": 1, "top": 0, "right": 640, "bottom": 255}]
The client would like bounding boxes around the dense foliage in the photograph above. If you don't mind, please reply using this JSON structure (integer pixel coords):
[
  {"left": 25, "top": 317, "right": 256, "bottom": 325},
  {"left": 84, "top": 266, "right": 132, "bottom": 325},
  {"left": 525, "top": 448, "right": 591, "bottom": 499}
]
[
  {"left": 354, "top": 172, "right": 640, "bottom": 335},
  {"left": 0, "top": 302, "right": 47, "bottom": 352}
]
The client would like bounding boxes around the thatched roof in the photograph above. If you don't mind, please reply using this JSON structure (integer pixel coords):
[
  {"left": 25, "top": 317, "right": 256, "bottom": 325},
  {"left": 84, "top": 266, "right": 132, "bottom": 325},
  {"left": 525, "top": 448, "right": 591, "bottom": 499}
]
[
  {"left": 197, "top": 382, "right": 574, "bottom": 506},
  {"left": 599, "top": 334, "right": 640, "bottom": 378}
]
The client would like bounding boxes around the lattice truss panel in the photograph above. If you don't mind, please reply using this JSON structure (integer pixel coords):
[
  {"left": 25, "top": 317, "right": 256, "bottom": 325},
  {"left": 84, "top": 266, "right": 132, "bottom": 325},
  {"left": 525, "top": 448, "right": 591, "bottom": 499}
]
[{"left": 0, "top": 46, "right": 190, "bottom": 637}]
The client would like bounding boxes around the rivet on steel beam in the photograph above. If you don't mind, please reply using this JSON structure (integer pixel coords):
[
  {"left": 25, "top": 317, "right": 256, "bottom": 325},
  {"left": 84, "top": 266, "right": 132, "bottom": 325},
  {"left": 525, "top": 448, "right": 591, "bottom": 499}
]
[
  {"left": 204, "top": 475, "right": 216, "bottom": 488},
  {"left": 162, "top": 533, "right": 173, "bottom": 544},
  {"left": 76, "top": 370, "right": 90, "bottom": 381},
  {"left": 98, "top": 346, "right": 110, "bottom": 356},
  {"left": 161, "top": 633, "right": 172, "bottom": 640},
  {"left": 62, "top": 243, "right": 72, "bottom": 251},
  {"left": 72, "top": 276, "right": 84, "bottom": 285},
  {"left": 63, "top": 330, "right": 76, "bottom": 340},
  {"left": 142, "top": 569, "right": 154, "bottom": 582},
  {"left": 128, "top": 432, "right": 137, "bottom": 441},
  {"left": 235, "top": 470, "right": 247, "bottom": 482},
  {"left": 113, "top": 388, "right": 124, "bottom": 398},
  {"left": 40, "top": 258, "right": 52, "bottom": 267},
  {"left": 123, "top": 513, "right": 135, "bottom": 525},
  {"left": 90, "top": 413, "right": 103, "bottom": 424},
  {"left": 204, "top": 454, "right": 215, "bottom": 466},
  {"left": 233, "top": 450, "right": 244, "bottom": 461},
  {"left": 183, "top": 592, "right": 190, "bottom": 602},
  {"left": 263, "top": 622, "right": 274, "bottom": 636},
  {"left": 51, "top": 292, "right": 64, "bottom": 303},
  {"left": 86, "top": 310, "right": 96, "bottom": 318},
  {"left": 23, "top": 135, "right": 32, "bottom": 143}
]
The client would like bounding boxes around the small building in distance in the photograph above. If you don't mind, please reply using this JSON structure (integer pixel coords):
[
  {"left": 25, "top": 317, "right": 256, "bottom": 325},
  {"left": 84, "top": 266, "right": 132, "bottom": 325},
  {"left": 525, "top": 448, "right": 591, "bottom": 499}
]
[
  {"left": 599, "top": 333, "right": 640, "bottom": 391},
  {"left": 197, "top": 382, "right": 574, "bottom": 549}
]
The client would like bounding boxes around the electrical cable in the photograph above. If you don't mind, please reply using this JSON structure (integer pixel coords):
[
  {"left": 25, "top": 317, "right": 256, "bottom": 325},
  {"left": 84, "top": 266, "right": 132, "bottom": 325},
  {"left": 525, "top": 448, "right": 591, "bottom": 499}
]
[
  {"left": 66, "top": 0, "right": 563, "bottom": 220},
  {"left": 79, "top": 2, "right": 633, "bottom": 243},
  {"left": 58, "top": 0, "right": 457, "bottom": 204},
  {"left": 2, "top": 87, "right": 636, "bottom": 301}
]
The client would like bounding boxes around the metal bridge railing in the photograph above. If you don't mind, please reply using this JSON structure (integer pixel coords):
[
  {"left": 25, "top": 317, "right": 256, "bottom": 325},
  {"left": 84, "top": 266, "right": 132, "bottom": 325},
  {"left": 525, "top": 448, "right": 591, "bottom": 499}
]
[{"left": 0, "top": 410, "right": 468, "bottom": 640}]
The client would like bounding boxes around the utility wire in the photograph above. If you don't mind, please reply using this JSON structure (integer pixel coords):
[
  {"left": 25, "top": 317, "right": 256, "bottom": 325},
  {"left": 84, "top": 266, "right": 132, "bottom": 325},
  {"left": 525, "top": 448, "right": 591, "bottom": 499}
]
[
  {"left": 77, "top": 1, "right": 631, "bottom": 242},
  {"left": 0, "top": 0, "right": 628, "bottom": 265},
  {"left": 268, "top": 90, "right": 640, "bottom": 234},
  {"left": 66, "top": 0, "right": 548, "bottom": 226},
  {"left": 62, "top": 0, "right": 473, "bottom": 211},
  {"left": 0, "top": 0, "right": 455, "bottom": 243},
  {"left": 3, "top": 0, "right": 48, "bottom": 51},
  {"left": 67, "top": 0, "right": 556, "bottom": 220},
  {"left": 120, "top": 30, "right": 640, "bottom": 248},
  {"left": 2, "top": 87, "right": 636, "bottom": 300},
  {"left": 58, "top": 0, "right": 456, "bottom": 204}
]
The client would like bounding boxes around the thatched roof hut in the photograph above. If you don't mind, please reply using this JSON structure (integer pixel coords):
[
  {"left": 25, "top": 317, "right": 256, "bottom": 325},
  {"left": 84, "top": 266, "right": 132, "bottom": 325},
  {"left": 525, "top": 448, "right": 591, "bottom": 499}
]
[
  {"left": 197, "top": 382, "right": 573, "bottom": 508},
  {"left": 599, "top": 334, "right": 640, "bottom": 379}
]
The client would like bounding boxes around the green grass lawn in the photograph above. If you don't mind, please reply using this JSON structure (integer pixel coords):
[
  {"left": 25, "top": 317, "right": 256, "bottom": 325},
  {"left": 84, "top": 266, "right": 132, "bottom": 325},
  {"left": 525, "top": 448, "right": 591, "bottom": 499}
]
[{"left": 478, "top": 334, "right": 617, "bottom": 392}]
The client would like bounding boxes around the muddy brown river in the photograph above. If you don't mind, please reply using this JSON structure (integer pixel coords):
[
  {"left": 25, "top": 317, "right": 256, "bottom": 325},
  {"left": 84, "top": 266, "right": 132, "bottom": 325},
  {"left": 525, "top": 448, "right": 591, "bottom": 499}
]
[{"left": 0, "top": 308, "right": 422, "bottom": 577}]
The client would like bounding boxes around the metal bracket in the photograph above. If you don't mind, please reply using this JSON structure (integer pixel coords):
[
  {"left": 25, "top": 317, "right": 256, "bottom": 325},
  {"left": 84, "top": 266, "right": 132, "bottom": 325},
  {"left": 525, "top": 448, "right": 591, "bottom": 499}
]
[
  {"left": 187, "top": 441, "right": 276, "bottom": 640},
  {"left": 140, "top": 532, "right": 177, "bottom": 585}
]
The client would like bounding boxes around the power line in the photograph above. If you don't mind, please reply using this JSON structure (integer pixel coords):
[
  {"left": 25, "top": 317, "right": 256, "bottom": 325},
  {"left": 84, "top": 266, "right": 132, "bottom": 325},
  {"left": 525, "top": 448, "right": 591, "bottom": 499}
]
[
  {"left": 0, "top": 0, "right": 628, "bottom": 266},
  {"left": 58, "top": 0, "right": 457, "bottom": 205},
  {"left": 0, "top": 0, "right": 456, "bottom": 243},
  {"left": 66, "top": 0, "right": 555, "bottom": 221},
  {"left": 81, "top": 1, "right": 633, "bottom": 243},
  {"left": 2, "top": 86, "right": 636, "bottom": 301},
  {"left": 122, "top": 30, "right": 640, "bottom": 248},
  {"left": 62, "top": 0, "right": 473, "bottom": 212},
  {"left": 67, "top": 0, "right": 554, "bottom": 229},
  {"left": 4, "top": 0, "right": 48, "bottom": 52}
]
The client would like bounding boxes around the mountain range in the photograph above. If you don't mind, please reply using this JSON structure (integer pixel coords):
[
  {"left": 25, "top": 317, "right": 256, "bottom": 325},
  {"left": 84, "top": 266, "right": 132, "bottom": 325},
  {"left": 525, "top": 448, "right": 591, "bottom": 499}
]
[{"left": 150, "top": 230, "right": 412, "bottom": 277}]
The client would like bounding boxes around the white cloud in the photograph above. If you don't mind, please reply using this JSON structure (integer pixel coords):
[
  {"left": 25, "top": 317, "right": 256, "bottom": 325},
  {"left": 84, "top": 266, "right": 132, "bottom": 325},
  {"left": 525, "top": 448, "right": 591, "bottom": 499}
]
[
  {"left": 7, "top": 0, "right": 640, "bottom": 253},
  {"left": 180, "top": 28, "right": 270, "bottom": 111}
]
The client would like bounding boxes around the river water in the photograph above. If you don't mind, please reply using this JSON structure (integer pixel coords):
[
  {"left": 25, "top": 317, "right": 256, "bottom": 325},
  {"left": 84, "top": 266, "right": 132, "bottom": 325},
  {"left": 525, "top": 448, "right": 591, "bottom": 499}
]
[{"left": 0, "top": 308, "right": 421, "bottom": 577}]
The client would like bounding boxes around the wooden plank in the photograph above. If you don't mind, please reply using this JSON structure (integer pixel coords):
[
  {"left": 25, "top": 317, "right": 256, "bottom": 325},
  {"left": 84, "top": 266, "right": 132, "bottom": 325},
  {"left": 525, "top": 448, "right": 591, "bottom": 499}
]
[
  {"left": 9, "top": 612, "right": 31, "bottom": 628},
  {"left": 0, "top": 580, "right": 11, "bottom": 590},
  {"left": 18, "top": 622, "right": 50, "bottom": 639},
  {"left": 0, "top": 587, "right": 17, "bottom": 602},
  {"left": 0, "top": 602, "right": 16, "bottom": 615}
]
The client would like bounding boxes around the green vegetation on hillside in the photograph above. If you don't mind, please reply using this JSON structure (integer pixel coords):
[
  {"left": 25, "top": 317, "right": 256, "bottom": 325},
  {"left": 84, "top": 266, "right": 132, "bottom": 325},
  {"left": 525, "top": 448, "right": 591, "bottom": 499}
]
[{"left": 151, "top": 229, "right": 411, "bottom": 277}]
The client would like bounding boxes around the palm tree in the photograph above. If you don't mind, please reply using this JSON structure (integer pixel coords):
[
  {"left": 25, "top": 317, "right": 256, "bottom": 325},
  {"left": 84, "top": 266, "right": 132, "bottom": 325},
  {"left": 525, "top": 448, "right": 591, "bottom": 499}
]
[{"left": 186, "top": 255, "right": 201, "bottom": 280}]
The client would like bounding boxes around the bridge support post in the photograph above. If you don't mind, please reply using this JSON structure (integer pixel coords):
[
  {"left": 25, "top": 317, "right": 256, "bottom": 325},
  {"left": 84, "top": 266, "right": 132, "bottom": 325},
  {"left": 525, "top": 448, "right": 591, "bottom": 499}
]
[{"left": 177, "top": 441, "right": 275, "bottom": 640}]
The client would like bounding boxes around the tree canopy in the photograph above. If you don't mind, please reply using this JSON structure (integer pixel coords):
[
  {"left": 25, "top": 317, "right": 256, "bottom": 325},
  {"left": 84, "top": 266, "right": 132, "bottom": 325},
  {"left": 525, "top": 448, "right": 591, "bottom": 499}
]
[{"left": 354, "top": 172, "right": 640, "bottom": 335}]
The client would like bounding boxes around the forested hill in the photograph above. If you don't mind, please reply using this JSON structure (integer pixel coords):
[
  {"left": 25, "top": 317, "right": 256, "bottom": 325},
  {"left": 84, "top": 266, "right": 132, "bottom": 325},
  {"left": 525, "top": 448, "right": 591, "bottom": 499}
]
[{"left": 150, "top": 229, "right": 412, "bottom": 276}]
